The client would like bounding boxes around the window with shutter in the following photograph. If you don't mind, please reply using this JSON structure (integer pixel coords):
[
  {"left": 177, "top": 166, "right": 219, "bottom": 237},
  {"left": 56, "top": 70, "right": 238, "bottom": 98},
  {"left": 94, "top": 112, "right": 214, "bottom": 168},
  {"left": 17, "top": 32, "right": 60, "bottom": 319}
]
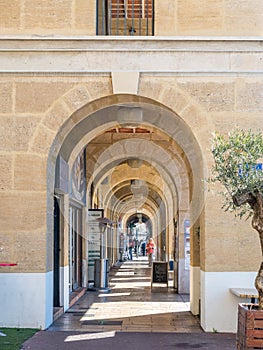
[{"left": 97, "top": 0, "right": 154, "bottom": 36}]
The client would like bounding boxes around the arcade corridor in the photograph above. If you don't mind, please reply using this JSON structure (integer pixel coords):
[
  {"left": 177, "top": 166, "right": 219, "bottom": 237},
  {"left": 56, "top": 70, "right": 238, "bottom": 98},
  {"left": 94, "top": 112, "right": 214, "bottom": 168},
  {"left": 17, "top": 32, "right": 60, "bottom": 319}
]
[{"left": 49, "top": 257, "right": 201, "bottom": 333}]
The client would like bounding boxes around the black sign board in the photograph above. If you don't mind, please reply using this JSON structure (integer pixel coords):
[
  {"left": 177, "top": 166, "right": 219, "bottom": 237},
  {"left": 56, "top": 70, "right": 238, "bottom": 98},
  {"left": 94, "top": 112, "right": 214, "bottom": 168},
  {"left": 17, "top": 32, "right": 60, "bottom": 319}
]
[{"left": 151, "top": 261, "right": 169, "bottom": 287}]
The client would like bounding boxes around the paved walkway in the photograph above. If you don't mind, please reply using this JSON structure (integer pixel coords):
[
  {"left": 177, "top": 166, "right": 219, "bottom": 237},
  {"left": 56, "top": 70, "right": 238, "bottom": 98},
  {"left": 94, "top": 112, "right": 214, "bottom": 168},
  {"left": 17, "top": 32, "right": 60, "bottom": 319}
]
[{"left": 22, "top": 257, "right": 236, "bottom": 349}]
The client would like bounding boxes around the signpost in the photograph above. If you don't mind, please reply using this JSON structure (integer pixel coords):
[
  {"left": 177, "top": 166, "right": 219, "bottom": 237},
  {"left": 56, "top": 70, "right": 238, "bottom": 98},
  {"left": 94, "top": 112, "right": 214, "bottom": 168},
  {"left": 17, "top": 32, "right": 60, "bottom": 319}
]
[
  {"left": 87, "top": 209, "right": 103, "bottom": 282},
  {"left": 151, "top": 261, "right": 169, "bottom": 287}
]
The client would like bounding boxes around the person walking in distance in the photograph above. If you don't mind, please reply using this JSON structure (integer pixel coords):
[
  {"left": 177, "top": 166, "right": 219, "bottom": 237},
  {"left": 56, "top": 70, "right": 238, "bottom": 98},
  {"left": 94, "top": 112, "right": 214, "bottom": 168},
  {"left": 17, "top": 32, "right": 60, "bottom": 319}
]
[
  {"left": 128, "top": 237, "right": 134, "bottom": 260},
  {"left": 146, "top": 238, "right": 155, "bottom": 267},
  {"left": 119, "top": 233, "right": 125, "bottom": 262}
]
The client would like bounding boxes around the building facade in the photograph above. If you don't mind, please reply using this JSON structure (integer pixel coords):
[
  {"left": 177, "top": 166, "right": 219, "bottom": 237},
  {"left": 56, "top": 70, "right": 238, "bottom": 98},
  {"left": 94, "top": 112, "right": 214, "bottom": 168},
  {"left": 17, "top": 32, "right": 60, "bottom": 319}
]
[{"left": 0, "top": 0, "right": 262, "bottom": 332}]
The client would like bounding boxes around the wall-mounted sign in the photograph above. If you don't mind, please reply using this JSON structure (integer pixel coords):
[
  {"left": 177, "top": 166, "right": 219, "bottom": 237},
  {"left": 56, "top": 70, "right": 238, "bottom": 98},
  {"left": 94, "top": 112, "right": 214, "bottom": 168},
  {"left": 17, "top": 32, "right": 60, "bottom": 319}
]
[
  {"left": 184, "top": 220, "right": 190, "bottom": 270},
  {"left": 71, "top": 149, "right": 86, "bottom": 203},
  {"left": 55, "top": 155, "right": 69, "bottom": 194},
  {"left": 87, "top": 209, "right": 103, "bottom": 282},
  {"left": 238, "top": 163, "right": 262, "bottom": 178}
]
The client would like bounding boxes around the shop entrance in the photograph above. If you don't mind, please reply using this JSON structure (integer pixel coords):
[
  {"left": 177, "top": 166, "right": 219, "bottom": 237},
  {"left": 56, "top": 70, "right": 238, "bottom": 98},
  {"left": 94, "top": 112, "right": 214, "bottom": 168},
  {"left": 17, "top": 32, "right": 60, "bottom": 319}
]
[{"left": 69, "top": 205, "right": 83, "bottom": 292}]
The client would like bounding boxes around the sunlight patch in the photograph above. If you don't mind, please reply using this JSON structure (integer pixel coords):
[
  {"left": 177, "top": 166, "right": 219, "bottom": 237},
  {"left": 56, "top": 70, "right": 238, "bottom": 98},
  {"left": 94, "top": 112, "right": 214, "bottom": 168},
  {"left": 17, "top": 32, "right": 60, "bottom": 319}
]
[
  {"left": 116, "top": 271, "right": 134, "bottom": 276},
  {"left": 64, "top": 331, "right": 116, "bottom": 342},
  {"left": 110, "top": 277, "right": 149, "bottom": 281},
  {"left": 111, "top": 281, "right": 150, "bottom": 289},
  {"left": 81, "top": 301, "right": 190, "bottom": 321},
  {"left": 98, "top": 292, "right": 130, "bottom": 297}
]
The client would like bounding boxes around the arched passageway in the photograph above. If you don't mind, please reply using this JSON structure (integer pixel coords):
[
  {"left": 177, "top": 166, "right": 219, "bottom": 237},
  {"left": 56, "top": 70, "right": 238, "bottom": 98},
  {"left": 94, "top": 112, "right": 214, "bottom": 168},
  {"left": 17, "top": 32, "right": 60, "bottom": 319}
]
[
  {"left": 48, "top": 94, "right": 205, "bottom": 328},
  {"left": 49, "top": 256, "right": 202, "bottom": 333}
]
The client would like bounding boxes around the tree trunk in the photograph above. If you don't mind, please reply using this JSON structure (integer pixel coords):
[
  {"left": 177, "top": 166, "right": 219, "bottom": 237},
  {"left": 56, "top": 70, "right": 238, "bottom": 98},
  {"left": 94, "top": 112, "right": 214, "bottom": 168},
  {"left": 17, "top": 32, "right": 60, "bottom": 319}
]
[
  {"left": 255, "top": 262, "right": 263, "bottom": 309},
  {"left": 251, "top": 192, "right": 263, "bottom": 309}
]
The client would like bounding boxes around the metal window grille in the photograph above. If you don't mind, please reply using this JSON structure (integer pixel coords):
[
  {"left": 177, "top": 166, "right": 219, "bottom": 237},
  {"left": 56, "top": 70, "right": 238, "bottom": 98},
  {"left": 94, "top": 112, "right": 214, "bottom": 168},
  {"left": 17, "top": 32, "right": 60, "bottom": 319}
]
[{"left": 97, "top": 0, "right": 154, "bottom": 36}]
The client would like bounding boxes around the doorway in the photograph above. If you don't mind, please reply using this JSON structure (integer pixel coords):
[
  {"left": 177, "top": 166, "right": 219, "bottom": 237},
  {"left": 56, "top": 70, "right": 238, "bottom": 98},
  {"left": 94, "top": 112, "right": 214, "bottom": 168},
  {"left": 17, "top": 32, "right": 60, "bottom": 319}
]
[
  {"left": 53, "top": 196, "right": 60, "bottom": 307},
  {"left": 69, "top": 204, "right": 83, "bottom": 292}
]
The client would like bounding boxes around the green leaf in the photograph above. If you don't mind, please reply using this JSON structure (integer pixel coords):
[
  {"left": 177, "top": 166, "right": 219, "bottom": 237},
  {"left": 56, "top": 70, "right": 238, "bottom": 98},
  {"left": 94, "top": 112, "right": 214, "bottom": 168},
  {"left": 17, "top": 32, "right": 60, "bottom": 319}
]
[{"left": 209, "top": 128, "right": 263, "bottom": 219}]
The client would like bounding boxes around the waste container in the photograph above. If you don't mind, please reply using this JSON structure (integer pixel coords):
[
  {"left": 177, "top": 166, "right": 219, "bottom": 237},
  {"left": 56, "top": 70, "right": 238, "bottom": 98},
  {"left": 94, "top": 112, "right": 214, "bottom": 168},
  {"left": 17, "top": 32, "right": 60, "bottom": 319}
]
[{"left": 94, "top": 258, "right": 109, "bottom": 289}]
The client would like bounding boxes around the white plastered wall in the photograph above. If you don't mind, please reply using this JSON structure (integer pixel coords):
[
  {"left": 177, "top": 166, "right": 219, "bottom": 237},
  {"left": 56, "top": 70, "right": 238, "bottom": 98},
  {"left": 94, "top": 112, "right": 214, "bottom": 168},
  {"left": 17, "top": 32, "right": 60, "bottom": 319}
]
[
  {"left": 200, "top": 270, "right": 257, "bottom": 332},
  {"left": 0, "top": 272, "right": 53, "bottom": 329},
  {"left": 61, "top": 265, "right": 69, "bottom": 311}
]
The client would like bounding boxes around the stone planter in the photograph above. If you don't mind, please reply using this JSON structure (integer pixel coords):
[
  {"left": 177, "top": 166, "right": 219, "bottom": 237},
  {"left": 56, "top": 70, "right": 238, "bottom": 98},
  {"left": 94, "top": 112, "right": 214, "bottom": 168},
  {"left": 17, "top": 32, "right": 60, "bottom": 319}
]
[{"left": 237, "top": 303, "right": 263, "bottom": 349}]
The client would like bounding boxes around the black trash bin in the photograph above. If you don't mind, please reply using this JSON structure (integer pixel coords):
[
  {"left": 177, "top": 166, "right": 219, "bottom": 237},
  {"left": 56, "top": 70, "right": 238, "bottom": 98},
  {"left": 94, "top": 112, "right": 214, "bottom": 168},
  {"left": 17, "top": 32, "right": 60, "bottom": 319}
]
[{"left": 94, "top": 258, "right": 109, "bottom": 289}]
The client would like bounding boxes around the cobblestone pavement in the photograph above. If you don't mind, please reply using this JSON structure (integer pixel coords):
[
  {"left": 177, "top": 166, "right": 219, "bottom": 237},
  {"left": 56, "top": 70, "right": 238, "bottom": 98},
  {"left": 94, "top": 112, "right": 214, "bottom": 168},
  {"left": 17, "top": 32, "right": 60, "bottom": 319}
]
[{"left": 22, "top": 257, "right": 236, "bottom": 349}]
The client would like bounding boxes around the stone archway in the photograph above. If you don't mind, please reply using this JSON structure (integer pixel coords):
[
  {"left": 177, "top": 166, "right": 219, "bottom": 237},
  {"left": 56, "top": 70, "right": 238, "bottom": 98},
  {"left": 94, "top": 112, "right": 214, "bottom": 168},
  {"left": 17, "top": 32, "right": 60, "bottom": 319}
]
[
  {"left": 45, "top": 91, "right": 207, "bottom": 327},
  {"left": 47, "top": 95, "right": 206, "bottom": 215}
]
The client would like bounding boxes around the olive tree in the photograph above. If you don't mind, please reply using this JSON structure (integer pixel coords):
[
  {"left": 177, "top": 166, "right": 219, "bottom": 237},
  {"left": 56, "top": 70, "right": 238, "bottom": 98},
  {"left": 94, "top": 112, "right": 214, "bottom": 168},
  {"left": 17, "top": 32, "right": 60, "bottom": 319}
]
[{"left": 210, "top": 129, "right": 263, "bottom": 308}]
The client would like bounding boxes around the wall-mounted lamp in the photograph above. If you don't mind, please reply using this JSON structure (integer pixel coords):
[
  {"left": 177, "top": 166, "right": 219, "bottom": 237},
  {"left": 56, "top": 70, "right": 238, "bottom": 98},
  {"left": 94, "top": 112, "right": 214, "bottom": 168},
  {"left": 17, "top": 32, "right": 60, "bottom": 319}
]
[
  {"left": 127, "top": 158, "right": 142, "bottom": 168},
  {"left": 117, "top": 106, "right": 143, "bottom": 127}
]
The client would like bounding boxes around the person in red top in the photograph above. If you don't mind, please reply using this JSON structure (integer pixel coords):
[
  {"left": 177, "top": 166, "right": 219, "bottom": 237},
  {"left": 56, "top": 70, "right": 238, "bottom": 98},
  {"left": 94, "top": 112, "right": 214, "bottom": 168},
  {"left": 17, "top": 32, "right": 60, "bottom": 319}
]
[{"left": 146, "top": 238, "right": 155, "bottom": 267}]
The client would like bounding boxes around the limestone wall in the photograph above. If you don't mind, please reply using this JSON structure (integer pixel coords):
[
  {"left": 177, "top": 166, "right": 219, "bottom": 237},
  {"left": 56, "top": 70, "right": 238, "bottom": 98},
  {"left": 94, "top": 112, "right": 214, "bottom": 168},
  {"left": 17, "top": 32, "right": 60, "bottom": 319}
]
[
  {"left": 0, "top": 37, "right": 262, "bottom": 277},
  {"left": 0, "top": 0, "right": 262, "bottom": 36},
  {"left": 0, "top": 72, "right": 262, "bottom": 274},
  {"left": 0, "top": 0, "right": 96, "bottom": 35},
  {"left": 0, "top": 3, "right": 262, "bottom": 331},
  {"left": 0, "top": 75, "right": 112, "bottom": 273},
  {"left": 156, "top": 0, "right": 263, "bottom": 36}
]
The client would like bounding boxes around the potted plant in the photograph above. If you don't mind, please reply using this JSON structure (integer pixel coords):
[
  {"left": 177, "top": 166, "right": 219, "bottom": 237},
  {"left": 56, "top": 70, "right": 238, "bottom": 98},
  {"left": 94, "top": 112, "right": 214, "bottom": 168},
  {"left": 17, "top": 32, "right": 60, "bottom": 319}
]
[{"left": 210, "top": 129, "right": 263, "bottom": 350}]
